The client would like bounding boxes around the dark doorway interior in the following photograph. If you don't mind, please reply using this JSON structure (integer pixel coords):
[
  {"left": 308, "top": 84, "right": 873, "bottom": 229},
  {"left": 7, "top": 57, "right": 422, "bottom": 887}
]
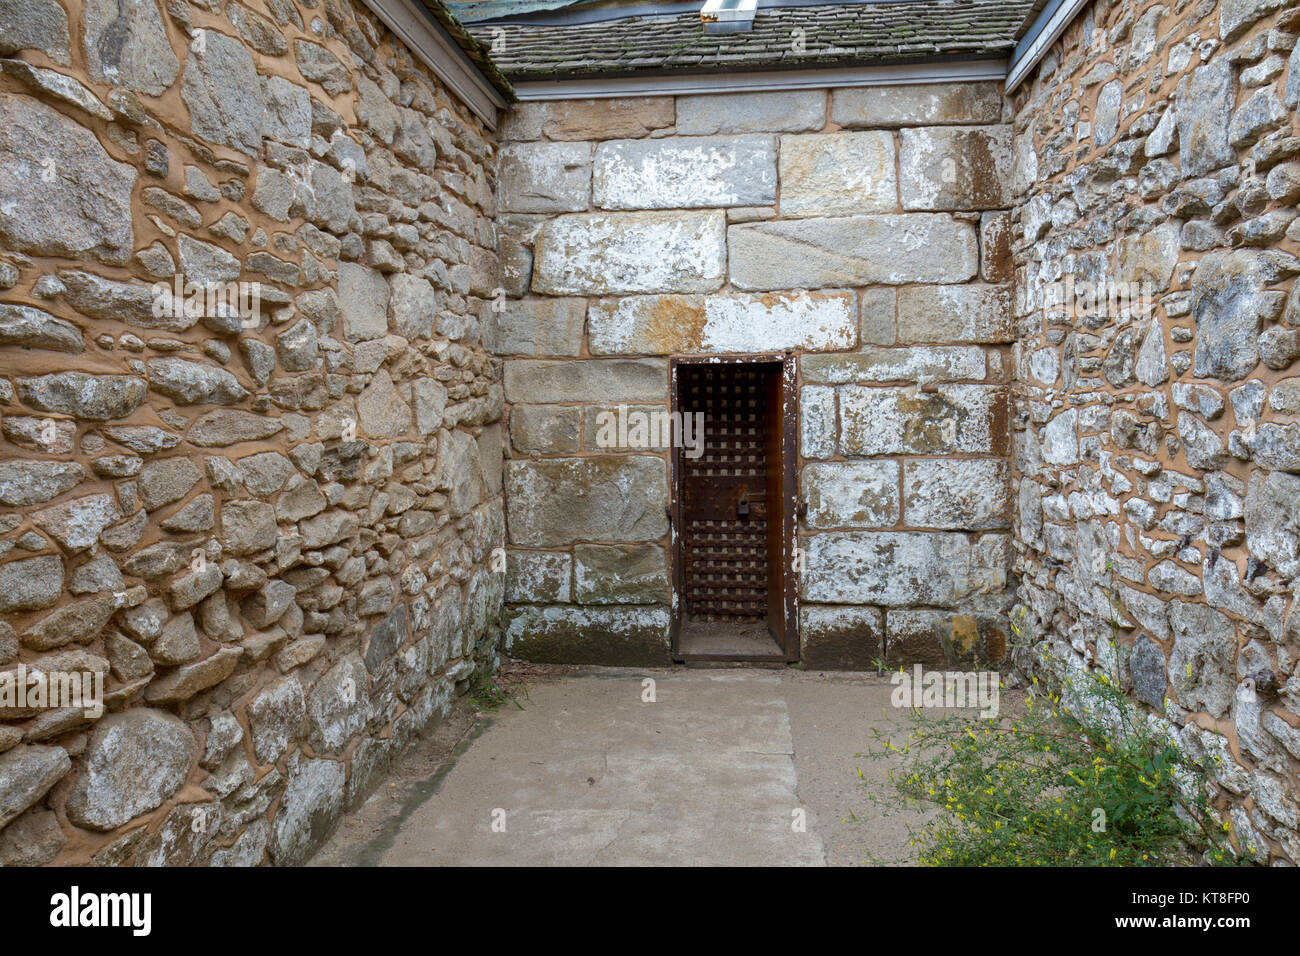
[{"left": 672, "top": 358, "right": 795, "bottom": 662}]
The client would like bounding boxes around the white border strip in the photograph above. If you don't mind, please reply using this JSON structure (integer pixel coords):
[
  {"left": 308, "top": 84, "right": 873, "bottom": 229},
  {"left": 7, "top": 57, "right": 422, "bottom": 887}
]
[
  {"left": 512, "top": 57, "right": 1008, "bottom": 100},
  {"left": 1005, "top": 0, "right": 1090, "bottom": 94},
  {"left": 360, "top": 0, "right": 509, "bottom": 128}
]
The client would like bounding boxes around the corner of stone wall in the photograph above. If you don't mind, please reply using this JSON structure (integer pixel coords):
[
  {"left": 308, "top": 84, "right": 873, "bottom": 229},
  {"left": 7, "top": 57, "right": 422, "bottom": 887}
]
[
  {"left": 1008, "top": 0, "right": 1300, "bottom": 863},
  {"left": 0, "top": 0, "right": 505, "bottom": 866}
]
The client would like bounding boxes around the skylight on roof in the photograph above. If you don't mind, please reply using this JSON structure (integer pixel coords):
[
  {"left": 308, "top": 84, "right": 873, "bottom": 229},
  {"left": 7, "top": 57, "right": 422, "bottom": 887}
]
[{"left": 700, "top": 0, "right": 757, "bottom": 33}]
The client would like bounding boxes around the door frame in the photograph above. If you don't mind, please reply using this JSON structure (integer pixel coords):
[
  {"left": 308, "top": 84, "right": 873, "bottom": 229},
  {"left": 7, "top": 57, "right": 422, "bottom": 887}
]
[{"left": 668, "top": 352, "right": 799, "bottom": 663}]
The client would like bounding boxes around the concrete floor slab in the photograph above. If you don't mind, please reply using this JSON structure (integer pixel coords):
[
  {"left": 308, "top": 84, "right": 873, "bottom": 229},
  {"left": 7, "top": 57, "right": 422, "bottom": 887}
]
[{"left": 316, "top": 666, "right": 960, "bottom": 867}]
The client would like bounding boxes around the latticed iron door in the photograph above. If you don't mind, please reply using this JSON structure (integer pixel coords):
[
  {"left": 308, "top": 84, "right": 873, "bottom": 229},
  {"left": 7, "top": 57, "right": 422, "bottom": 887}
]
[
  {"left": 670, "top": 356, "right": 796, "bottom": 661},
  {"left": 679, "top": 363, "right": 771, "bottom": 621}
]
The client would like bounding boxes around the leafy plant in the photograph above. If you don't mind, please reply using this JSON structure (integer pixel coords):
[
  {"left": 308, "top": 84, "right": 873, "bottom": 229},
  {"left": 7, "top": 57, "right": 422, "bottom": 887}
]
[
  {"left": 469, "top": 671, "right": 524, "bottom": 711},
  {"left": 860, "top": 661, "right": 1242, "bottom": 867}
]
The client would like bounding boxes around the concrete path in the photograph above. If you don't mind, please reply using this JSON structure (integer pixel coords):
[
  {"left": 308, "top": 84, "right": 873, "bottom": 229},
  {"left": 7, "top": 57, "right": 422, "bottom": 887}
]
[{"left": 317, "top": 667, "right": 943, "bottom": 866}]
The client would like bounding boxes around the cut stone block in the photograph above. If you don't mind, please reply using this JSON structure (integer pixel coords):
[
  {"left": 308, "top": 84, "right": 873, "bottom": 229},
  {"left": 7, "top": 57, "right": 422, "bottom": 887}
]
[
  {"left": 801, "top": 531, "right": 970, "bottom": 606},
  {"left": 840, "top": 385, "right": 1005, "bottom": 455},
  {"left": 728, "top": 215, "right": 977, "bottom": 289},
  {"left": 484, "top": 297, "right": 586, "bottom": 356},
  {"left": 505, "top": 605, "right": 671, "bottom": 665},
  {"left": 800, "top": 385, "right": 837, "bottom": 460},
  {"left": 896, "top": 284, "right": 1012, "bottom": 343},
  {"left": 504, "top": 359, "right": 667, "bottom": 404},
  {"left": 498, "top": 141, "right": 591, "bottom": 213},
  {"left": 533, "top": 211, "right": 726, "bottom": 295},
  {"left": 779, "top": 131, "right": 896, "bottom": 216},
  {"left": 802, "top": 461, "right": 900, "bottom": 529},
  {"left": 676, "top": 90, "right": 825, "bottom": 135},
  {"left": 593, "top": 135, "right": 776, "bottom": 209},
  {"left": 573, "top": 544, "right": 668, "bottom": 604},
  {"left": 801, "top": 346, "right": 986, "bottom": 384},
  {"left": 799, "top": 605, "right": 884, "bottom": 670},
  {"left": 588, "top": 291, "right": 855, "bottom": 354},
  {"left": 902, "top": 459, "right": 1010, "bottom": 529},
  {"left": 505, "top": 457, "right": 668, "bottom": 546},
  {"left": 539, "top": 97, "right": 674, "bottom": 141},
  {"left": 899, "top": 125, "right": 1013, "bottom": 210},
  {"left": 509, "top": 404, "right": 582, "bottom": 455},
  {"left": 830, "top": 82, "right": 1003, "bottom": 128},
  {"left": 506, "top": 551, "right": 572, "bottom": 604}
]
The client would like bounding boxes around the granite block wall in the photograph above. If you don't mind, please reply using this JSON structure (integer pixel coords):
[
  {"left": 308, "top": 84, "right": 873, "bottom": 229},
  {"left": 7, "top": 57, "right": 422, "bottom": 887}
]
[{"left": 494, "top": 86, "right": 1017, "bottom": 668}]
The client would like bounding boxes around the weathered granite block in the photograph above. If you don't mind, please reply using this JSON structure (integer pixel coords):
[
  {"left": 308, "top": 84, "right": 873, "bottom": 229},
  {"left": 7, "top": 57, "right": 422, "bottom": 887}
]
[
  {"left": 506, "top": 551, "right": 572, "bottom": 604},
  {"left": 799, "top": 605, "right": 884, "bottom": 669},
  {"left": 860, "top": 287, "right": 898, "bottom": 346},
  {"left": 885, "top": 609, "right": 1007, "bottom": 667},
  {"left": 899, "top": 125, "right": 1013, "bottom": 210},
  {"left": 509, "top": 404, "right": 582, "bottom": 455},
  {"left": 801, "top": 346, "right": 986, "bottom": 384},
  {"left": 800, "top": 385, "right": 837, "bottom": 460},
  {"left": 896, "top": 284, "right": 1013, "bottom": 343},
  {"left": 573, "top": 544, "right": 668, "bottom": 604},
  {"left": 505, "top": 457, "right": 668, "bottom": 546},
  {"left": 840, "top": 385, "right": 1005, "bottom": 455},
  {"left": 830, "top": 82, "right": 1003, "bottom": 128},
  {"left": 504, "top": 358, "right": 667, "bottom": 403},
  {"left": 582, "top": 405, "right": 670, "bottom": 451},
  {"left": 802, "top": 461, "right": 900, "bottom": 529},
  {"left": 534, "top": 211, "right": 727, "bottom": 294},
  {"left": 728, "top": 215, "right": 978, "bottom": 289},
  {"left": 483, "top": 297, "right": 586, "bottom": 356},
  {"left": 801, "top": 531, "right": 969, "bottom": 606},
  {"left": 593, "top": 135, "right": 776, "bottom": 209},
  {"left": 588, "top": 291, "right": 855, "bottom": 354},
  {"left": 536, "top": 97, "right": 674, "bottom": 141},
  {"left": 779, "top": 131, "right": 896, "bottom": 216},
  {"left": 980, "top": 211, "right": 1012, "bottom": 282},
  {"left": 676, "top": 90, "right": 825, "bottom": 134},
  {"left": 505, "top": 605, "right": 671, "bottom": 665},
  {"left": 903, "top": 458, "right": 1010, "bottom": 529},
  {"left": 498, "top": 141, "right": 591, "bottom": 213}
]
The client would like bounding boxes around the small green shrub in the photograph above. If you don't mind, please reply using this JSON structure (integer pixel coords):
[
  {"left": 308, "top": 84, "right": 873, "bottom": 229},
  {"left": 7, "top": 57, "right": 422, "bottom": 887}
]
[
  {"left": 469, "top": 671, "right": 524, "bottom": 711},
  {"left": 862, "top": 667, "right": 1241, "bottom": 866}
]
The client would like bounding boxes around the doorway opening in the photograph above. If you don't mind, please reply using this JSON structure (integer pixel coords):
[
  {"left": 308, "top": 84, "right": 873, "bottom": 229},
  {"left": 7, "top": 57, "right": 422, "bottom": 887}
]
[{"left": 670, "top": 355, "right": 797, "bottom": 663}]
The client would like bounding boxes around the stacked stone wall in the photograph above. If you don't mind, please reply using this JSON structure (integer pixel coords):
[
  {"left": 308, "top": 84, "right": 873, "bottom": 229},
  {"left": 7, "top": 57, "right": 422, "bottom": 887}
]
[
  {"left": 496, "top": 87, "right": 1018, "bottom": 668},
  {"left": 1010, "top": 0, "right": 1300, "bottom": 862},
  {"left": 0, "top": 0, "right": 504, "bottom": 865}
]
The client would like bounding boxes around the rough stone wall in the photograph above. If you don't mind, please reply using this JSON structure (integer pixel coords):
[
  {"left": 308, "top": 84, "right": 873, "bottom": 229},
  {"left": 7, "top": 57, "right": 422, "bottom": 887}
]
[
  {"left": 495, "top": 87, "right": 1017, "bottom": 668},
  {"left": 1010, "top": 0, "right": 1300, "bottom": 862},
  {"left": 0, "top": 0, "right": 504, "bottom": 865}
]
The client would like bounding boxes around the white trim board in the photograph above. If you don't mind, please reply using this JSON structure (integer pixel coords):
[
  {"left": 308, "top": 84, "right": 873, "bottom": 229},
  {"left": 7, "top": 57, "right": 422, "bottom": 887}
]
[
  {"left": 512, "top": 58, "right": 1009, "bottom": 101},
  {"left": 1005, "top": 0, "right": 1091, "bottom": 94},
  {"left": 359, "top": 0, "right": 509, "bottom": 128}
]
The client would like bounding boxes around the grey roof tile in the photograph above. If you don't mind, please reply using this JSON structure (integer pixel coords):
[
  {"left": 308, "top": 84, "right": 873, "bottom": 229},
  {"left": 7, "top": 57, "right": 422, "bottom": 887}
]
[{"left": 466, "top": 1, "right": 1036, "bottom": 79}]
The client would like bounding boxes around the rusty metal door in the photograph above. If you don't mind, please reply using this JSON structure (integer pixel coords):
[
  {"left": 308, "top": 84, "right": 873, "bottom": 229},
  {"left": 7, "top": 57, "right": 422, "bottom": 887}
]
[{"left": 670, "top": 356, "right": 797, "bottom": 660}]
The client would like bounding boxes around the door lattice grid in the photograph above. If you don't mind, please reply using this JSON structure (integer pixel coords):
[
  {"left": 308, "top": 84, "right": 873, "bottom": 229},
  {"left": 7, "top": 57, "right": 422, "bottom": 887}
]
[{"left": 679, "top": 365, "right": 769, "bottom": 621}]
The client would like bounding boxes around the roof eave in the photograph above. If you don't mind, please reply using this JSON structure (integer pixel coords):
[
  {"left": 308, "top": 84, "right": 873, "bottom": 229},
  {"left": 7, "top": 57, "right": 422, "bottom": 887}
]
[
  {"left": 507, "top": 53, "right": 1011, "bottom": 100},
  {"left": 360, "top": 0, "right": 516, "bottom": 130},
  {"left": 1006, "top": 0, "right": 1090, "bottom": 93}
]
